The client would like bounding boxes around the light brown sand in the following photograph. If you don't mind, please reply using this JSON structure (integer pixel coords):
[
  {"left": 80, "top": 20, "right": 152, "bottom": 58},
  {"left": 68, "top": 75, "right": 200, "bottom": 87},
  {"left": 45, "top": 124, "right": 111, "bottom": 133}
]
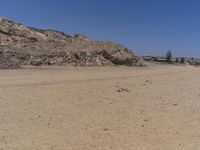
[{"left": 0, "top": 65, "right": 200, "bottom": 150}]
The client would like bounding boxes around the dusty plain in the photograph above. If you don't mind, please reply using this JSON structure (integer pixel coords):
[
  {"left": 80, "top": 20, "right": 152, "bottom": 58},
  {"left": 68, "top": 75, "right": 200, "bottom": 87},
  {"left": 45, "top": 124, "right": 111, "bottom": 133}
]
[{"left": 0, "top": 65, "right": 200, "bottom": 150}]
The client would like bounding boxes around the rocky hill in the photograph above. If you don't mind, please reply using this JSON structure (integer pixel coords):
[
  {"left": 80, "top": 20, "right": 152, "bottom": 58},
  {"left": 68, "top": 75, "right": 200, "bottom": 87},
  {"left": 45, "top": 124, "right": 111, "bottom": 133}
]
[{"left": 0, "top": 17, "right": 142, "bottom": 69}]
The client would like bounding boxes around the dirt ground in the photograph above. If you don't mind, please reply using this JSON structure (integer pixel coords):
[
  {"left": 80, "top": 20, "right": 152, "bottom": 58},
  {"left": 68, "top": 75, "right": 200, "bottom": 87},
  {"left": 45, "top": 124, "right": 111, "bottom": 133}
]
[{"left": 0, "top": 65, "right": 200, "bottom": 150}]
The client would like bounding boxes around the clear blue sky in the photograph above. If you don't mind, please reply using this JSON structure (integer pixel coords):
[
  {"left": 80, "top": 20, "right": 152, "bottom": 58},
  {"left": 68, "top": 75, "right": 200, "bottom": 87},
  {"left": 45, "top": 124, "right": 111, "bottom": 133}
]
[{"left": 0, "top": 0, "right": 200, "bottom": 57}]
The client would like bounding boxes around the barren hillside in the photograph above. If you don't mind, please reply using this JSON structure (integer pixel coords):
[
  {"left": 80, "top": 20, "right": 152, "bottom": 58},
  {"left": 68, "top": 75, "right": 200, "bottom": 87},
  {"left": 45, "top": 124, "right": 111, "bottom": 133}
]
[{"left": 0, "top": 18, "right": 142, "bottom": 68}]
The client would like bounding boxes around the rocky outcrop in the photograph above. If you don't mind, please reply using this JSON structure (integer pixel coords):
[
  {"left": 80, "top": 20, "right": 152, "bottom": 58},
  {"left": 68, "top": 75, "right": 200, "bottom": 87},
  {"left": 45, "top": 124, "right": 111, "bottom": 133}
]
[
  {"left": 0, "top": 17, "right": 142, "bottom": 68},
  {"left": 0, "top": 48, "right": 20, "bottom": 69}
]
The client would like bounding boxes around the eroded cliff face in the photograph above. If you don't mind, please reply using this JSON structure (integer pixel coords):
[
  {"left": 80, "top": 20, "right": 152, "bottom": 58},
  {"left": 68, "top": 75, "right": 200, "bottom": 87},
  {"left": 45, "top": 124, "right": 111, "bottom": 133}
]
[{"left": 0, "top": 17, "right": 142, "bottom": 68}]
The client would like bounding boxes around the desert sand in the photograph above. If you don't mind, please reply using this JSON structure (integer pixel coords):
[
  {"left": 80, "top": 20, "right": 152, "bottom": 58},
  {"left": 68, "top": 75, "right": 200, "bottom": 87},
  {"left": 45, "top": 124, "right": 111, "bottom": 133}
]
[{"left": 0, "top": 65, "right": 200, "bottom": 150}]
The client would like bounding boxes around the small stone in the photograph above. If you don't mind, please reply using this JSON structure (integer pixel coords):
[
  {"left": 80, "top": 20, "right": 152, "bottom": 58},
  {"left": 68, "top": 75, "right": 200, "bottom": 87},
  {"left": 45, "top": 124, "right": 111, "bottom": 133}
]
[{"left": 103, "top": 128, "right": 108, "bottom": 131}]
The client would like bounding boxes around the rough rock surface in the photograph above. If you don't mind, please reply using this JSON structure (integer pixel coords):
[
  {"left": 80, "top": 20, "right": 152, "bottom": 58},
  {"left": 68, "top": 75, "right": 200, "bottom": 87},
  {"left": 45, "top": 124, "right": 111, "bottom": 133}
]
[
  {"left": 0, "top": 17, "right": 142, "bottom": 68},
  {"left": 0, "top": 47, "right": 20, "bottom": 69}
]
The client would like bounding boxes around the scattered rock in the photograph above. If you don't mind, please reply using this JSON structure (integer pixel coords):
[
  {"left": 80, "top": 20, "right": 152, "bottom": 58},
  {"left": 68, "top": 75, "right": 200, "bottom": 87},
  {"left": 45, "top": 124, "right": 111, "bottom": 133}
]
[
  {"left": 117, "top": 88, "right": 130, "bottom": 92},
  {"left": 143, "top": 80, "right": 152, "bottom": 85},
  {"left": 30, "top": 59, "right": 42, "bottom": 66},
  {"left": 103, "top": 128, "right": 108, "bottom": 131}
]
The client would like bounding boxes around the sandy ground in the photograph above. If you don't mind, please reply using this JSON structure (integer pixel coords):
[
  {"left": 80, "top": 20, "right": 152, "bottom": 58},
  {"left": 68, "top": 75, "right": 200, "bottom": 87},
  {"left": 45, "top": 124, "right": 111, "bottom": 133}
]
[{"left": 1, "top": 65, "right": 200, "bottom": 150}]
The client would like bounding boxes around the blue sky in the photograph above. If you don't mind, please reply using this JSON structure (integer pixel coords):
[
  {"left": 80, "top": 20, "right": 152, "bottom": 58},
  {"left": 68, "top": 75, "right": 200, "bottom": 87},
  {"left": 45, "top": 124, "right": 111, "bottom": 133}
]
[{"left": 0, "top": 0, "right": 200, "bottom": 57}]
